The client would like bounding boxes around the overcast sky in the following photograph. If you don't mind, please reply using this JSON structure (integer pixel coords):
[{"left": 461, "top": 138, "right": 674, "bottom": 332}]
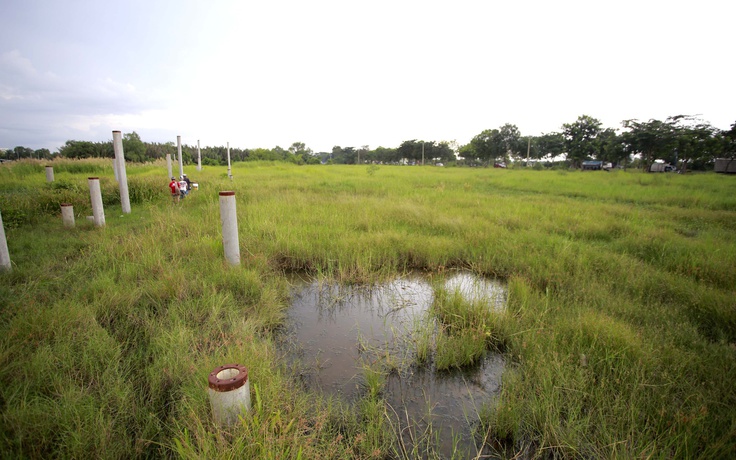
[{"left": 1, "top": 0, "right": 733, "bottom": 153}]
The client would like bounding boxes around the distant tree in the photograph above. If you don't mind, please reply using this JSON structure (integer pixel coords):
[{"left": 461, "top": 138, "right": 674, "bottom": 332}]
[
  {"left": 469, "top": 129, "right": 504, "bottom": 165},
  {"left": 596, "top": 128, "right": 629, "bottom": 166},
  {"left": 289, "top": 142, "right": 313, "bottom": 163},
  {"left": 397, "top": 140, "right": 421, "bottom": 163},
  {"left": 123, "top": 132, "right": 146, "bottom": 162},
  {"left": 33, "top": 148, "right": 51, "bottom": 160},
  {"left": 721, "top": 121, "right": 736, "bottom": 158},
  {"left": 533, "top": 132, "right": 565, "bottom": 160},
  {"left": 621, "top": 117, "right": 678, "bottom": 171},
  {"left": 58, "top": 140, "right": 112, "bottom": 159},
  {"left": 457, "top": 142, "right": 477, "bottom": 162},
  {"left": 372, "top": 146, "right": 398, "bottom": 163},
  {"left": 430, "top": 142, "right": 456, "bottom": 163},
  {"left": 498, "top": 123, "right": 524, "bottom": 160},
  {"left": 357, "top": 145, "right": 369, "bottom": 165},
  {"left": 145, "top": 142, "right": 174, "bottom": 161},
  {"left": 673, "top": 120, "right": 722, "bottom": 172},
  {"left": 12, "top": 146, "right": 34, "bottom": 160},
  {"left": 562, "top": 115, "right": 602, "bottom": 167},
  {"left": 330, "top": 146, "right": 356, "bottom": 164}
]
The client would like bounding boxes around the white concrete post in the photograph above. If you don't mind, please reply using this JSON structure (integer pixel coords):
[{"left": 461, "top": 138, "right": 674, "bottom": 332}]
[
  {"left": 0, "top": 209, "right": 10, "bottom": 271},
  {"left": 177, "top": 135, "right": 184, "bottom": 178},
  {"left": 219, "top": 191, "right": 239, "bottom": 265},
  {"left": 61, "top": 203, "right": 75, "bottom": 228},
  {"left": 197, "top": 139, "right": 202, "bottom": 171},
  {"left": 227, "top": 141, "right": 232, "bottom": 180},
  {"left": 112, "top": 131, "right": 131, "bottom": 214},
  {"left": 208, "top": 364, "right": 250, "bottom": 426},
  {"left": 45, "top": 166, "right": 54, "bottom": 183},
  {"left": 112, "top": 159, "right": 119, "bottom": 181},
  {"left": 166, "top": 153, "right": 173, "bottom": 179},
  {"left": 88, "top": 177, "right": 105, "bottom": 227}
]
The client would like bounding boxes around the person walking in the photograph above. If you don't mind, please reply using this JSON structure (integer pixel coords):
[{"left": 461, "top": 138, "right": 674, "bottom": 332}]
[
  {"left": 168, "top": 177, "right": 180, "bottom": 204},
  {"left": 178, "top": 176, "right": 188, "bottom": 199}
]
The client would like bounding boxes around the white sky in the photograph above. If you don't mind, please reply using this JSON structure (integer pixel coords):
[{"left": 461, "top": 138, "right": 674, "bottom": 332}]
[{"left": 1, "top": 0, "right": 733, "bottom": 153}]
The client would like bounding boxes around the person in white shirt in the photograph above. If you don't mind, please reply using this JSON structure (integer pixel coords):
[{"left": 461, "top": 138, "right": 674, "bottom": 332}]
[{"left": 178, "top": 176, "right": 188, "bottom": 199}]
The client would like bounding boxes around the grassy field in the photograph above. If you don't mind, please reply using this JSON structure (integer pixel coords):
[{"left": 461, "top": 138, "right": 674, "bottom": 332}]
[{"left": 1, "top": 159, "right": 735, "bottom": 459}]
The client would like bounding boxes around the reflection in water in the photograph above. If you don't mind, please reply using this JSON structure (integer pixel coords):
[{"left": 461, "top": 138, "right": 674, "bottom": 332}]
[{"left": 280, "top": 271, "right": 506, "bottom": 457}]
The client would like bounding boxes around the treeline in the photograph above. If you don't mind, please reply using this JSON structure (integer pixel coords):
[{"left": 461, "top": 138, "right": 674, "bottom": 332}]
[
  {"left": 327, "top": 141, "right": 455, "bottom": 165},
  {"left": 3, "top": 114, "right": 734, "bottom": 170},
  {"left": 461, "top": 115, "right": 736, "bottom": 171}
]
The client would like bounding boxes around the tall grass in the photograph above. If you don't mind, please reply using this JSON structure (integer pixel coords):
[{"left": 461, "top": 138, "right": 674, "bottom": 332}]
[{"left": 1, "top": 159, "right": 734, "bottom": 458}]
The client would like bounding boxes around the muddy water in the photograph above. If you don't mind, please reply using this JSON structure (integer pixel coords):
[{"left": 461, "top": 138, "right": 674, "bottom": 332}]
[{"left": 281, "top": 271, "right": 506, "bottom": 457}]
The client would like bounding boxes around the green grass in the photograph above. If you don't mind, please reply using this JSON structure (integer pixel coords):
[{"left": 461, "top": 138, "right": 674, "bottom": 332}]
[{"left": 1, "top": 159, "right": 735, "bottom": 458}]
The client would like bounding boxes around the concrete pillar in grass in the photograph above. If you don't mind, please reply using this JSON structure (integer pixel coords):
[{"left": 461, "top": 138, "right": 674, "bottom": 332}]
[
  {"left": 61, "top": 203, "right": 75, "bottom": 228},
  {"left": 208, "top": 364, "right": 251, "bottom": 426},
  {"left": 166, "top": 153, "right": 173, "bottom": 179},
  {"left": 88, "top": 177, "right": 105, "bottom": 227},
  {"left": 0, "top": 209, "right": 10, "bottom": 271},
  {"left": 197, "top": 139, "right": 202, "bottom": 171},
  {"left": 45, "top": 166, "right": 54, "bottom": 183},
  {"left": 112, "top": 131, "right": 131, "bottom": 214},
  {"left": 219, "top": 191, "right": 240, "bottom": 265},
  {"left": 177, "top": 135, "right": 184, "bottom": 179}
]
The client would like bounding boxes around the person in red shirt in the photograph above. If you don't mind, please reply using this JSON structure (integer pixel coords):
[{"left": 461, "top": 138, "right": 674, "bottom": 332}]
[{"left": 168, "top": 177, "right": 180, "bottom": 203}]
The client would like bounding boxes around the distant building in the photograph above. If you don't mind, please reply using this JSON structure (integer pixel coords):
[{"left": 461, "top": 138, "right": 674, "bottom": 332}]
[
  {"left": 582, "top": 160, "right": 603, "bottom": 170},
  {"left": 714, "top": 158, "right": 736, "bottom": 174},
  {"left": 649, "top": 163, "right": 675, "bottom": 173}
]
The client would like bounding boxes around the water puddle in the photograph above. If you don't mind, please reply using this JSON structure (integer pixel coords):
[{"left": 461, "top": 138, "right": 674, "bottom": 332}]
[{"left": 280, "top": 271, "right": 506, "bottom": 457}]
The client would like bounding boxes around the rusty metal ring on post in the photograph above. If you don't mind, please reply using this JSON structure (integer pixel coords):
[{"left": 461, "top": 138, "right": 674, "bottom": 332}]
[
  {"left": 61, "top": 203, "right": 72, "bottom": 207},
  {"left": 219, "top": 191, "right": 235, "bottom": 196},
  {"left": 208, "top": 364, "right": 248, "bottom": 392}
]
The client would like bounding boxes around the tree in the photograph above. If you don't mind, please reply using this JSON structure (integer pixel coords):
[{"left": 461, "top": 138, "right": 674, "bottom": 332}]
[
  {"left": 33, "top": 148, "right": 51, "bottom": 160},
  {"left": 673, "top": 121, "right": 721, "bottom": 172},
  {"left": 372, "top": 146, "right": 398, "bottom": 164},
  {"left": 58, "top": 140, "right": 112, "bottom": 159},
  {"left": 721, "top": 121, "right": 736, "bottom": 158},
  {"left": 397, "top": 140, "right": 422, "bottom": 164},
  {"left": 123, "top": 132, "right": 146, "bottom": 162},
  {"left": 596, "top": 128, "right": 629, "bottom": 166},
  {"left": 12, "top": 146, "right": 34, "bottom": 159},
  {"left": 330, "top": 146, "right": 356, "bottom": 164},
  {"left": 533, "top": 132, "right": 565, "bottom": 161},
  {"left": 357, "top": 145, "right": 369, "bottom": 165},
  {"left": 469, "top": 129, "right": 504, "bottom": 165},
  {"left": 621, "top": 117, "right": 678, "bottom": 171},
  {"left": 562, "top": 115, "right": 602, "bottom": 168},
  {"left": 498, "top": 123, "right": 523, "bottom": 160},
  {"left": 287, "top": 142, "right": 314, "bottom": 164}
]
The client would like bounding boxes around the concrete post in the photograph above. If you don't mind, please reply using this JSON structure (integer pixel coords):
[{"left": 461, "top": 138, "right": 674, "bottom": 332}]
[
  {"left": 112, "top": 159, "right": 119, "bottom": 181},
  {"left": 219, "top": 191, "right": 239, "bottom": 265},
  {"left": 0, "top": 209, "right": 11, "bottom": 271},
  {"left": 227, "top": 141, "right": 232, "bottom": 180},
  {"left": 208, "top": 364, "right": 250, "bottom": 426},
  {"left": 166, "top": 153, "right": 173, "bottom": 179},
  {"left": 61, "top": 203, "right": 75, "bottom": 228},
  {"left": 88, "top": 177, "right": 105, "bottom": 227},
  {"left": 177, "top": 135, "right": 184, "bottom": 178},
  {"left": 45, "top": 166, "right": 54, "bottom": 183},
  {"left": 197, "top": 139, "right": 202, "bottom": 171},
  {"left": 112, "top": 131, "right": 131, "bottom": 214}
]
